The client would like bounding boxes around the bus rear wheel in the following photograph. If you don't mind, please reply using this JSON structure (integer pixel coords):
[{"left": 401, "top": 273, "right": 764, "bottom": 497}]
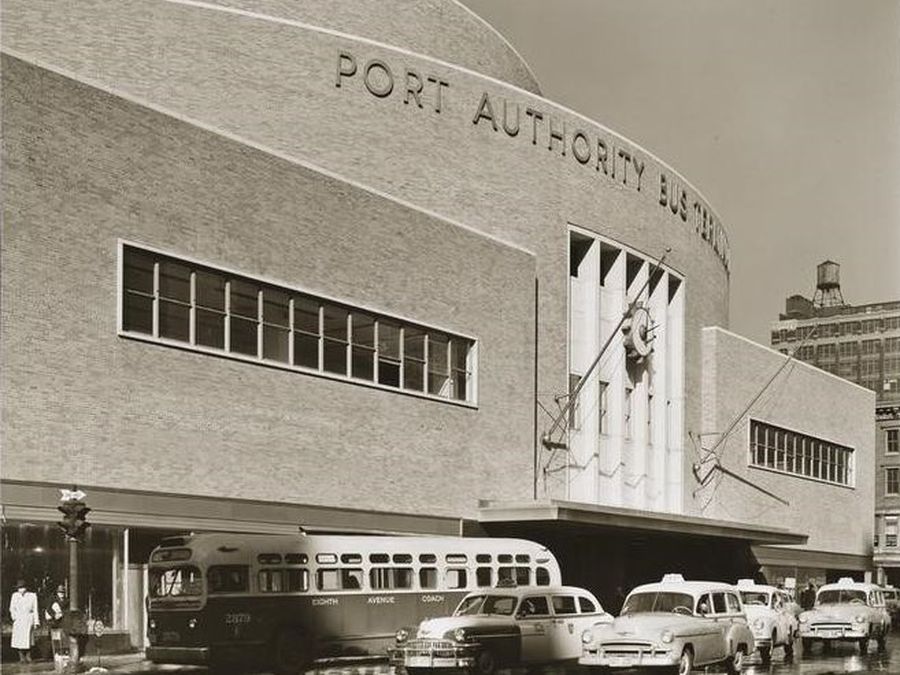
[{"left": 273, "top": 628, "right": 310, "bottom": 675}]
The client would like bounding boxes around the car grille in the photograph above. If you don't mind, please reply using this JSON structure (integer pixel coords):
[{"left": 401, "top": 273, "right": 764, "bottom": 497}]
[
  {"left": 405, "top": 639, "right": 458, "bottom": 657},
  {"left": 592, "top": 641, "right": 666, "bottom": 658},
  {"left": 812, "top": 623, "right": 853, "bottom": 632}
]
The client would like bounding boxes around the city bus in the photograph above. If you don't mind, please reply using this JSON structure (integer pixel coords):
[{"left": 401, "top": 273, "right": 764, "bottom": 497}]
[{"left": 145, "top": 531, "right": 561, "bottom": 673}]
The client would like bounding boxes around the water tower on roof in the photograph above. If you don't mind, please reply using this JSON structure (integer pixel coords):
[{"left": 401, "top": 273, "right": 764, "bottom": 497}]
[{"left": 813, "top": 260, "right": 846, "bottom": 308}]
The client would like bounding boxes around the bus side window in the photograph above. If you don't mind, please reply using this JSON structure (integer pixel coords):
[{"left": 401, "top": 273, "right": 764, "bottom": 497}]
[
  {"left": 476, "top": 567, "right": 493, "bottom": 587},
  {"left": 516, "top": 567, "right": 531, "bottom": 585},
  {"left": 446, "top": 568, "right": 467, "bottom": 589},
  {"left": 318, "top": 569, "right": 362, "bottom": 591},
  {"left": 536, "top": 567, "right": 550, "bottom": 586},
  {"left": 371, "top": 567, "right": 413, "bottom": 590},
  {"left": 420, "top": 568, "right": 438, "bottom": 589},
  {"left": 259, "top": 569, "right": 283, "bottom": 593},
  {"left": 286, "top": 569, "right": 309, "bottom": 592},
  {"left": 208, "top": 565, "right": 249, "bottom": 594}
]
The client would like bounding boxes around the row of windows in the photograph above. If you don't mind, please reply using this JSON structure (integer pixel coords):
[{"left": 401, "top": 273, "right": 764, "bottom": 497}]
[
  {"left": 121, "top": 246, "right": 474, "bottom": 402},
  {"left": 750, "top": 420, "right": 854, "bottom": 486},
  {"left": 214, "top": 565, "right": 553, "bottom": 594},
  {"left": 254, "top": 552, "right": 534, "bottom": 565},
  {"left": 774, "top": 325, "right": 900, "bottom": 346}
]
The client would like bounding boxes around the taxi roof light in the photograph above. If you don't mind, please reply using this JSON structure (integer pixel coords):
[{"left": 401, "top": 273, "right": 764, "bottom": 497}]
[
  {"left": 736, "top": 579, "right": 755, "bottom": 587},
  {"left": 838, "top": 577, "right": 855, "bottom": 584},
  {"left": 662, "top": 573, "right": 685, "bottom": 583}
]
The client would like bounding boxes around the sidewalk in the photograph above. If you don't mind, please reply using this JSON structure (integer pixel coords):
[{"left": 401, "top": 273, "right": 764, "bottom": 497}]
[{"left": 2, "top": 652, "right": 147, "bottom": 674}]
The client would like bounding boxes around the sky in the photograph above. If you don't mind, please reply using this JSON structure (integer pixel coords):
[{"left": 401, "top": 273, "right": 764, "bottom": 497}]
[{"left": 461, "top": 0, "right": 900, "bottom": 344}]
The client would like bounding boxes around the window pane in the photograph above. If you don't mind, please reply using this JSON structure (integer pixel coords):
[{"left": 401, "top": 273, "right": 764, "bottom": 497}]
[
  {"left": 379, "top": 361, "right": 400, "bottom": 387},
  {"left": 230, "top": 280, "right": 258, "bottom": 319},
  {"left": 196, "top": 271, "right": 225, "bottom": 311},
  {"left": 351, "top": 345, "right": 374, "bottom": 381},
  {"left": 476, "top": 567, "right": 492, "bottom": 587},
  {"left": 452, "top": 370, "right": 468, "bottom": 401},
  {"left": 405, "top": 360, "right": 424, "bottom": 391},
  {"left": 286, "top": 569, "right": 308, "bottom": 592},
  {"left": 405, "top": 327, "right": 425, "bottom": 359},
  {"left": 124, "top": 249, "right": 154, "bottom": 294},
  {"left": 159, "top": 261, "right": 190, "bottom": 302},
  {"left": 197, "top": 309, "right": 224, "bottom": 349},
  {"left": 379, "top": 321, "right": 400, "bottom": 358},
  {"left": 263, "top": 289, "right": 289, "bottom": 326},
  {"left": 323, "top": 306, "right": 348, "bottom": 340},
  {"left": 429, "top": 335, "right": 450, "bottom": 396},
  {"left": 263, "top": 325, "right": 289, "bottom": 363},
  {"left": 294, "top": 297, "right": 320, "bottom": 334},
  {"left": 536, "top": 568, "right": 550, "bottom": 586},
  {"left": 451, "top": 340, "right": 469, "bottom": 370},
  {"left": 230, "top": 316, "right": 258, "bottom": 356},
  {"left": 579, "top": 597, "right": 596, "bottom": 613},
  {"left": 124, "top": 293, "right": 153, "bottom": 334},
  {"left": 352, "top": 313, "right": 375, "bottom": 347},
  {"left": 420, "top": 568, "right": 437, "bottom": 589},
  {"left": 323, "top": 340, "right": 347, "bottom": 374},
  {"left": 294, "top": 333, "right": 319, "bottom": 369},
  {"left": 159, "top": 300, "right": 189, "bottom": 342}
]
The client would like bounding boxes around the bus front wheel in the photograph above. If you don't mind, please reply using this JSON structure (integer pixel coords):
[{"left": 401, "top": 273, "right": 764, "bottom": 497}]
[{"left": 273, "top": 628, "right": 310, "bottom": 675}]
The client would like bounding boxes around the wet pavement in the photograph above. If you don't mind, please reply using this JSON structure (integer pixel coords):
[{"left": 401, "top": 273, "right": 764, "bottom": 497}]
[{"left": 7, "top": 635, "right": 899, "bottom": 674}]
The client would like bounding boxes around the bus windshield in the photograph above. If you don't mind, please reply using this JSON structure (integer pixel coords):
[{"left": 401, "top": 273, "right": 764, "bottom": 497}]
[
  {"left": 150, "top": 566, "right": 203, "bottom": 598},
  {"left": 454, "top": 595, "right": 517, "bottom": 616},
  {"left": 621, "top": 592, "right": 695, "bottom": 615},
  {"left": 817, "top": 589, "right": 866, "bottom": 605}
]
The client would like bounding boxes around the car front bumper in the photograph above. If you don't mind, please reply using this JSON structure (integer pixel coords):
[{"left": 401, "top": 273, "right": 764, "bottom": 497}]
[
  {"left": 388, "top": 645, "right": 477, "bottom": 670},
  {"left": 580, "top": 648, "right": 676, "bottom": 669},
  {"left": 800, "top": 625, "right": 867, "bottom": 640},
  {"left": 146, "top": 646, "right": 209, "bottom": 664}
]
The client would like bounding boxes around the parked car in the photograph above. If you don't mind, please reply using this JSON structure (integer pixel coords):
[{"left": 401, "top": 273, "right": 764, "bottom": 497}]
[
  {"left": 389, "top": 584, "right": 611, "bottom": 675},
  {"left": 580, "top": 574, "right": 754, "bottom": 675},
  {"left": 799, "top": 577, "right": 890, "bottom": 653},
  {"left": 882, "top": 585, "right": 900, "bottom": 621},
  {"left": 736, "top": 579, "right": 798, "bottom": 663}
]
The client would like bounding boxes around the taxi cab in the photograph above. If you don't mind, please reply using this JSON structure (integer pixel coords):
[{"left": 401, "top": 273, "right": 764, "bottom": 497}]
[
  {"left": 799, "top": 578, "right": 890, "bottom": 652},
  {"left": 579, "top": 574, "right": 754, "bottom": 675},
  {"left": 389, "top": 584, "right": 610, "bottom": 675},
  {"left": 735, "top": 579, "right": 798, "bottom": 663}
]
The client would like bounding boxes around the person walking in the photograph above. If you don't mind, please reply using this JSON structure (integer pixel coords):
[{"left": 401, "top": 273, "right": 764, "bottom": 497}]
[
  {"left": 45, "top": 585, "right": 68, "bottom": 661},
  {"left": 800, "top": 580, "right": 817, "bottom": 610},
  {"left": 9, "top": 579, "right": 40, "bottom": 662}
]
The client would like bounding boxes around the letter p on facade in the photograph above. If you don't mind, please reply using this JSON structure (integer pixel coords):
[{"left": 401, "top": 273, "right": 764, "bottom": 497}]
[{"left": 335, "top": 50, "right": 357, "bottom": 87}]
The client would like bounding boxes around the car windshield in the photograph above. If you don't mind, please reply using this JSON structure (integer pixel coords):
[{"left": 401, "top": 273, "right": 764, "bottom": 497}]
[
  {"left": 621, "top": 592, "right": 695, "bottom": 615},
  {"left": 817, "top": 589, "right": 867, "bottom": 605},
  {"left": 150, "top": 566, "right": 203, "bottom": 597},
  {"left": 740, "top": 591, "right": 771, "bottom": 607},
  {"left": 454, "top": 595, "right": 517, "bottom": 616}
]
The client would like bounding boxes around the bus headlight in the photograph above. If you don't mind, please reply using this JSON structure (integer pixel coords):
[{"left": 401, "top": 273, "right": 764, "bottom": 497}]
[
  {"left": 395, "top": 628, "right": 409, "bottom": 643},
  {"left": 187, "top": 618, "right": 198, "bottom": 629},
  {"left": 661, "top": 630, "right": 674, "bottom": 644},
  {"left": 453, "top": 628, "right": 467, "bottom": 643},
  {"left": 582, "top": 629, "right": 594, "bottom": 645}
]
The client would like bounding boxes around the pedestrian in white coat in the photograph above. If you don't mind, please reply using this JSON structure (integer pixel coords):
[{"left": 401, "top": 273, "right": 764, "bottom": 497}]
[{"left": 9, "top": 579, "right": 40, "bottom": 662}]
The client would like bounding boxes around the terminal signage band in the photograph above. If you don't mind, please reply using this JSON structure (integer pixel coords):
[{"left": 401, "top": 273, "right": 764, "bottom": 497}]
[{"left": 335, "top": 50, "right": 729, "bottom": 272}]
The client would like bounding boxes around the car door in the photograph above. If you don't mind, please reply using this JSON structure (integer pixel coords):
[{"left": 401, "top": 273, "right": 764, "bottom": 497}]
[
  {"left": 693, "top": 593, "right": 720, "bottom": 664},
  {"left": 549, "top": 594, "right": 581, "bottom": 660},
  {"left": 707, "top": 592, "right": 731, "bottom": 662},
  {"left": 518, "top": 595, "right": 552, "bottom": 663}
]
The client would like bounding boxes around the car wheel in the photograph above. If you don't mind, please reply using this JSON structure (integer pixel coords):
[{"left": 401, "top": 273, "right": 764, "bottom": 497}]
[
  {"left": 273, "top": 628, "right": 310, "bottom": 675},
  {"left": 801, "top": 637, "right": 813, "bottom": 653},
  {"left": 784, "top": 637, "right": 794, "bottom": 660},
  {"left": 877, "top": 630, "right": 888, "bottom": 652},
  {"left": 758, "top": 645, "right": 771, "bottom": 665},
  {"left": 673, "top": 647, "right": 693, "bottom": 675},
  {"left": 725, "top": 645, "right": 746, "bottom": 674},
  {"left": 858, "top": 635, "right": 869, "bottom": 654},
  {"left": 469, "top": 649, "right": 497, "bottom": 675}
]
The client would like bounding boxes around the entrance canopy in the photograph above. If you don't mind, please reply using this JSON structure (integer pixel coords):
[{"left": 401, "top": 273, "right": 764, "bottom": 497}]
[{"left": 477, "top": 499, "right": 807, "bottom": 546}]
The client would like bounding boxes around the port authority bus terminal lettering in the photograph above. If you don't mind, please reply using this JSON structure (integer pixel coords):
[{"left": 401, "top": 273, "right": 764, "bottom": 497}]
[{"left": 335, "top": 50, "right": 730, "bottom": 272}]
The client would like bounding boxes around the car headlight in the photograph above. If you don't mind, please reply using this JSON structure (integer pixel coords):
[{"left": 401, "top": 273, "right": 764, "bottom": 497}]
[
  {"left": 754, "top": 618, "right": 765, "bottom": 630},
  {"left": 582, "top": 629, "right": 594, "bottom": 645},
  {"left": 660, "top": 630, "right": 674, "bottom": 644},
  {"left": 799, "top": 615, "right": 808, "bottom": 623},
  {"left": 395, "top": 628, "right": 409, "bottom": 643},
  {"left": 855, "top": 615, "right": 866, "bottom": 623},
  {"left": 149, "top": 619, "right": 157, "bottom": 630},
  {"left": 187, "top": 618, "right": 197, "bottom": 629},
  {"left": 453, "top": 628, "right": 467, "bottom": 643}
]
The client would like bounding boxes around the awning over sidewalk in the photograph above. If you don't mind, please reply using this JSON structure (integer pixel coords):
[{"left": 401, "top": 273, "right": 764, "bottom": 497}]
[{"left": 477, "top": 499, "right": 807, "bottom": 546}]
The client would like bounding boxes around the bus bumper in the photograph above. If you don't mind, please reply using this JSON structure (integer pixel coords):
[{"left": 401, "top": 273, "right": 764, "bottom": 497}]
[{"left": 146, "top": 646, "right": 210, "bottom": 664}]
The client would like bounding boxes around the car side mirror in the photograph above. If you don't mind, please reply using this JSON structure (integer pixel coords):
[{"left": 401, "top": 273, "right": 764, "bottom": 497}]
[{"left": 699, "top": 602, "right": 710, "bottom": 616}]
